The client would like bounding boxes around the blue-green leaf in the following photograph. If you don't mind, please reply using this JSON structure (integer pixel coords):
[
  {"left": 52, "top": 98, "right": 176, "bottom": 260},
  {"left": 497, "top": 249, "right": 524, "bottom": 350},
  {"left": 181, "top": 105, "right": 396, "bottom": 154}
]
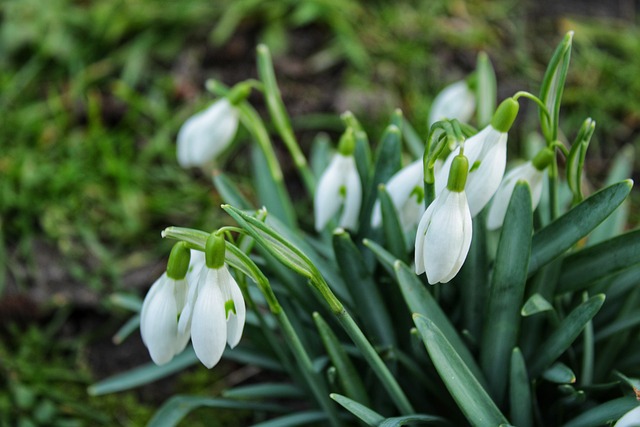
[
  {"left": 413, "top": 315, "right": 508, "bottom": 427},
  {"left": 148, "top": 395, "right": 285, "bottom": 427},
  {"left": 509, "top": 348, "right": 533, "bottom": 427},
  {"left": 528, "top": 180, "right": 632, "bottom": 275},
  {"left": 330, "top": 393, "right": 384, "bottom": 426},
  {"left": 481, "top": 183, "right": 532, "bottom": 404},
  {"left": 562, "top": 396, "right": 638, "bottom": 427}
]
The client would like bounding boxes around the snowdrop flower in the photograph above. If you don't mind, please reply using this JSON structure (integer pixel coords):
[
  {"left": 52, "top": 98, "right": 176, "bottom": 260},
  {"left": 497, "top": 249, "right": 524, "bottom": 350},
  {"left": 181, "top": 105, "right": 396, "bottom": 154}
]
[
  {"left": 178, "top": 234, "right": 246, "bottom": 369},
  {"left": 315, "top": 129, "right": 362, "bottom": 231},
  {"left": 436, "top": 98, "right": 519, "bottom": 217},
  {"left": 415, "top": 153, "right": 472, "bottom": 284},
  {"left": 177, "top": 84, "right": 250, "bottom": 168},
  {"left": 371, "top": 159, "right": 424, "bottom": 232},
  {"left": 486, "top": 148, "right": 553, "bottom": 230},
  {"left": 614, "top": 405, "right": 640, "bottom": 427},
  {"left": 429, "top": 80, "right": 476, "bottom": 125},
  {"left": 140, "top": 243, "right": 191, "bottom": 365}
]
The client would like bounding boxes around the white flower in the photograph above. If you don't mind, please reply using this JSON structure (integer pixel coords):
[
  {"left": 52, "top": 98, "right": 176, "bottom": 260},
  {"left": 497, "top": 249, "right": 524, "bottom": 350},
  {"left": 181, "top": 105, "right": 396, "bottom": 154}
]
[
  {"left": 614, "top": 405, "right": 640, "bottom": 427},
  {"left": 314, "top": 153, "right": 362, "bottom": 231},
  {"left": 428, "top": 80, "right": 476, "bottom": 125},
  {"left": 415, "top": 187, "right": 472, "bottom": 285},
  {"left": 140, "top": 273, "right": 190, "bottom": 365},
  {"left": 178, "top": 264, "right": 246, "bottom": 369},
  {"left": 177, "top": 98, "right": 240, "bottom": 168},
  {"left": 436, "top": 126, "right": 507, "bottom": 217},
  {"left": 371, "top": 160, "right": 424, "bottom": 232},
  {"left": 486, "top": 161, "right": 545, "bottom": 230}
]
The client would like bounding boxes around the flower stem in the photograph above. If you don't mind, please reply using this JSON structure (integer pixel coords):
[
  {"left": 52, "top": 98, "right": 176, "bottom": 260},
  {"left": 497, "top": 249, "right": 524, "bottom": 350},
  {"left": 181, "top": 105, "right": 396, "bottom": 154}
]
[{"left": 257, "top": 44, "right": 316, "bottom": 195}]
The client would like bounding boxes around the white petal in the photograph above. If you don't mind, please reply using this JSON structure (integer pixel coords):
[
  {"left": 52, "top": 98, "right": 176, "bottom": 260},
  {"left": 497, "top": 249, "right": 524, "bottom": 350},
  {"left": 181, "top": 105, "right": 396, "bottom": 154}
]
[
  {"left": 191, "top": 268, "right": 227, "bottom": 369},
  {"left": 529, "top": 169, "right": 545, "bottom": 211},
  {"left": 219, "top": 267, "right": 246, "bottom": 348},
  {"left": 186, "top": 249, "right": 206, "bottom": 288},
  {"left": 372, "top": 160, "right": 423, "bottom": 228},
  {"left": 414, "top": 201, "right": 436, "bottom": 275},
  {"left": 614, "top": 406, "right": 640, "bottom": 427},
  {"left": 423, "top": 190, "right": 472, "bottom": 284},
  {"left": 428, "top": 80, "right": 476, "bottom": 125},
  {"left": 339, "top": 159, "right": 362, "bottom": 230},
  {"left": 141, "top": 277, "right": 179, "bottom": 365},
  {"left": 177, "top": 99, "right": 239, "bottom": 168},
  {"left": 314, "top": 154, "right": 348, "bottom": 231},
  {"left": 178, "top": 264, "right": 203, "bottom": 335},
  {"left": 466, "top": 130, "right": 507, "bottom": 216},
  {"left": 140, "top": 274, "right": 165, "bottom": 346}
]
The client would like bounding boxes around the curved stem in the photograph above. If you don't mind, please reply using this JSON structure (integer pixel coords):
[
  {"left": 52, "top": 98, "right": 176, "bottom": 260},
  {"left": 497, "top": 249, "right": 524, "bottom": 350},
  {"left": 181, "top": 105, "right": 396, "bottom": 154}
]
[{"left": 513, "top": 91, "right": 551, "bottom": 123}]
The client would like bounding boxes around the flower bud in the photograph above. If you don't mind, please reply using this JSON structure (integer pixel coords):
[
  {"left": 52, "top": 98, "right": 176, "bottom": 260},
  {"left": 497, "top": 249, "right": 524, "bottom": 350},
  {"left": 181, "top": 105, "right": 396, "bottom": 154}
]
[
  {"left": 447, "top": 154, "right": 469, "bottom": 193},
  {"left": 491, "top": 98, "right": 519, "bottom": 133},
  {"left": 532, "top": 147, "right": 554, "bottom": 171},
  {"left": 166, "top": 242, "right": 191, "bottom": 280},
  {"left": 205, "top": 233, "right": 226, "bottom": 269}
]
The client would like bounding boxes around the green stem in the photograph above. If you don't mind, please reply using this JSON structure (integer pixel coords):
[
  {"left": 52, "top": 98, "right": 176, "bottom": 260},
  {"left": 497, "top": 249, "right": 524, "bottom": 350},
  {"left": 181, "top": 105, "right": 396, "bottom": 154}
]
[
  {"left": 548, "top": 149, "right": 559, "bottom": 219},
  {"left": 513, "top": 91, "right": 551, "bottom": 123},
  {"left": 277, "top": 310, "right": 343, "bottom": 427},
  {"left": 257, "top": 44, "right": 316, "bottom": 195}
]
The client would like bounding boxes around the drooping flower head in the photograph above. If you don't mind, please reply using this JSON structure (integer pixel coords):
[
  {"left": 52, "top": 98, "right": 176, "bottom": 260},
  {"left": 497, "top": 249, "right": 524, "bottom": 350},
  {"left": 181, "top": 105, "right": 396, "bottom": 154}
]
[
  {"left": 177, "top": 83, "right": 251, "bottom": 168},
  {"left": 486, "top": 147, "right": 554, "bottom": 230},
  {"left": 314, "top": 128, "right": 362, "bottom": 231},
  {"left": 178, "top": 233, "right": 246, "bottom": 369},
  {"left": 428, "top": 79, "right": 476, "bottom": 126},
  {"left": 436, "top": 98, "right": 520, "bottom": 217},
  {"left": 140, "top": 242, "right": 192, "bottom": 365},
  {"left": 415, "top": 153, "right": 472, "bottom": 284}
]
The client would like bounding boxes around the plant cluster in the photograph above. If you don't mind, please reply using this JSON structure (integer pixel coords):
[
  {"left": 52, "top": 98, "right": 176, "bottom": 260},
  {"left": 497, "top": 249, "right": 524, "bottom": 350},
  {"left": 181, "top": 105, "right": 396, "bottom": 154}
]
[{"left": 95, "top": 33, "right": 640, "bottom": 426}]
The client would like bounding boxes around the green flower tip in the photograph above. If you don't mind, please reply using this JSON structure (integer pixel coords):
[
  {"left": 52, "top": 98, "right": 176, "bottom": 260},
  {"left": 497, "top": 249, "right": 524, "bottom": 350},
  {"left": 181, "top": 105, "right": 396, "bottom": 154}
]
[
  {"left": 227, "top": 82, "right": 252, "bottom": 105},
  {"left": 166, "top": 242, "right": 191, "bottom": 280},
  {"left": 491, "top": 97, "right": 520, "bottom": 133},
  {"left": 338, "top": 128, "right": 356, "bottom": 155},
  {"left": 447, "top": 154, "right": 469, "bottom": 192},
  {"left": 224, "top": 299, "right": 236, "bottom": 318},
  {"left": 205, "top": 232, "right": 226, "bottom": 269},
  {"left": 532, "top": 147, "right": 555, "bottom": 171}
]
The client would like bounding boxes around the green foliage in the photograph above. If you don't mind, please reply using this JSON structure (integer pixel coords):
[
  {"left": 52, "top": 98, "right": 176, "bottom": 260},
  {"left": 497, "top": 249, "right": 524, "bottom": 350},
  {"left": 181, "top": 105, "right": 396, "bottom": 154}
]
[{"left": 0, "top": 317, "right": 154, "bottom": 426}]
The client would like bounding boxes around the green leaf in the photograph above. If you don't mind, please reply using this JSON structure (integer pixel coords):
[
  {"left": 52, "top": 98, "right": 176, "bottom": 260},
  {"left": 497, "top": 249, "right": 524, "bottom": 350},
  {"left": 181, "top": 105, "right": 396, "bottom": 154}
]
[
  {"left": 459, "top": 214, "right": 489, "bottom": 340},
  {"left": 528, "top": 180, "right": 632, "bottom": 275},
  {"left": 87, "top": 348, "right": 199, "bottom": 395},
  {"left": 251, "top": 411, "right": 328, "bottom": 427},
  {"left": 481, "top": 183, "right": 532, "bottom": 404},
  {"left": 223, "top": 383, "right": 302, "bottom": 400},
  {"left": 539, "top": 31, "right": 573, "bottom": 142},
  {"left": 402, "top": 117, "right": 425, "bottom": 160},
  {"left": 379, "top": 414, "right": 449, "bottom": 427},
  {"left": 521, "top": 293, "right": 554, "bottom": 317},
  {"left": 413, "top": 315, "right": 508, "bottom": 427},
  {"left": 251, "top": 144, "right": 296, "bottom": 228},
  {"left": 148, "top": 395, "right": 285, "bottom": 427},
  {"left": 313, "top": 312, "right": 370, "bottom": 407},
  {"left": 562, "top": 396, "right": 638, "bottom": 427},
  {"left": 378, "top": 184, "right": 407, "bottom": 260},
  {"left": 558, "top": 229, "right": 640, "bottom": 293},
  {"left": 359, "top": 124, "right": 402, "bottom": 235},
  {"left": 212, "top": 171, "right": 253, "bottom": 210},
  {"left": 333, "top": 229, "right": 395, "bottom": 347},
  {"left": 529, "top": 295, "right": 605, "bottom": 377},
  {"left": 566, "top": 118, "right": 595, "bottom": 204},
  {"left": 108, "top": 293, "right": 142, "bottom": 312},
  {"left": 112, "top": 314, "right": 140, "bottom": 345},
  {"left": 509, "top": 348, "right": 533, "bottom": 427},
  {"left": 363, "top": 238, "right": 397, "bottom": 277},
  {"left": 476, "top": 52, "right": 496, "bottom": 127},
  {"left": 331, "top": 393, "right": 384, "bottom": 426},
  {"left": 589, "top": 145, "right": 634, "bottom": 245},
  {"left": 222, "top": 205, "right": 317, "bottom": 280},
  {"left": 542, "top": 363, "right": 576, "bottom": 384},
  {"left": 395, "top": 261, "right": 487, "bottom": 387}
]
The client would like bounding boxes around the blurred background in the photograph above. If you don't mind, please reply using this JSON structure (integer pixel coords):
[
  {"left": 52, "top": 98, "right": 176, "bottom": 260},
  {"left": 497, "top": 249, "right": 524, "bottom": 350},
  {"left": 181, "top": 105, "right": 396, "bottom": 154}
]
[{"left": 1, "top": 0, "right": 639, "bottom": 425}]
